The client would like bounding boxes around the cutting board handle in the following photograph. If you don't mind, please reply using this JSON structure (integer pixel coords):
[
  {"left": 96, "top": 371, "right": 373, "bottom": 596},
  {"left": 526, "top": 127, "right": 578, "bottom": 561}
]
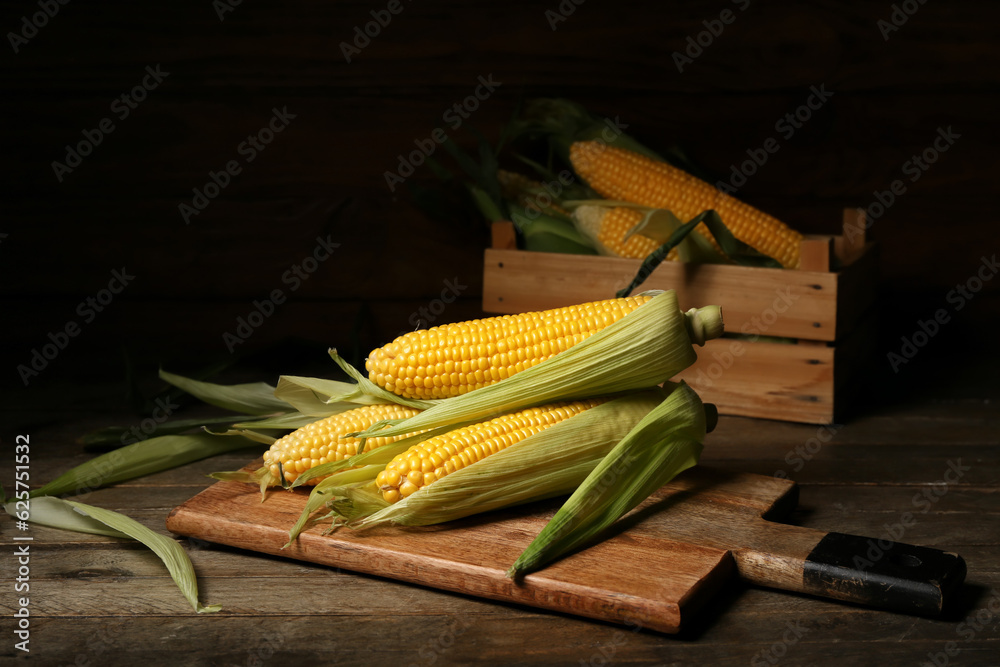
[
  {"left": 735, "top": 522, "right": 966, "bottom": 616},
  {"left": 800, "top": 532, "right": 967, "bottom": 616}
]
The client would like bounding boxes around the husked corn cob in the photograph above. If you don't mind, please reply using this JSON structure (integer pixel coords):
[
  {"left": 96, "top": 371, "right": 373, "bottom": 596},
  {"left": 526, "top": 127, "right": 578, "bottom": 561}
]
[
  {"left": 264, "top": 404, "right": 421, "bottom": 485},
  {"left": 365, "top": 296, "right": 654, "bottom": 400},
  {"left": 570, "top": 141, "right": 802, "bottom": 268},
  {"left": 375, "top": 398, "right": 605, "bottom": 503}
]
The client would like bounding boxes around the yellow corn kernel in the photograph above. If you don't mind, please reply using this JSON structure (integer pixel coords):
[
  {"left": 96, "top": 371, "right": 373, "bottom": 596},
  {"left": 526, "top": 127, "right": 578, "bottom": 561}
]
[
  {"left": 264, "top": 404, "right": 421, "bottom": 486},
  {"left": 594, "top": 206, "right": 679, "bottom": 261},
  {"left": 365, "top": 296, "right": 654, "bottom": 400},
  {"left": 375, "top": 398, "right": 605, "bottom": 503},
  {"left": 570, "top": 141, "right": 802, "bottom": 268}
]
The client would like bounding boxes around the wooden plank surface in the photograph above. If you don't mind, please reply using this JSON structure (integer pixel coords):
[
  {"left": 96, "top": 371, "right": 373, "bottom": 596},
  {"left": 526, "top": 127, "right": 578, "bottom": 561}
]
[
  {"left": 675, "top": 338, "right": 835, "bottom": 424},
  {"left": 164, "top": 467, "right": 799, "bottom": 634},
  {"left": 3, "top": 389, "right": 998, "bottom": 665},
  {"left": 482, "top": 248, "right": 842, "bottom": 341}
]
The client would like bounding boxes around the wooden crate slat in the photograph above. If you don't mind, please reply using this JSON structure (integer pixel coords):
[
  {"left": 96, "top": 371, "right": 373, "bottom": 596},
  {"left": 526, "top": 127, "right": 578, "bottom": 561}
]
[
  {"left": 483, "top": 249, "right": 841, "bottom": 342},
  {"left": 674, "top": 339, "right": 836, "bottom": 424},
  {"left": 480, "top": 211, "right": 879, "bottom": 424}
]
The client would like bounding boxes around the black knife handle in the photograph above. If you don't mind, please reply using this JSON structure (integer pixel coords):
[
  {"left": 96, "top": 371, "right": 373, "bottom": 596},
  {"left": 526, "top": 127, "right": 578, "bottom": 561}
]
[{"left": 802, "top": 532, "right": 967, "bottom": 616}]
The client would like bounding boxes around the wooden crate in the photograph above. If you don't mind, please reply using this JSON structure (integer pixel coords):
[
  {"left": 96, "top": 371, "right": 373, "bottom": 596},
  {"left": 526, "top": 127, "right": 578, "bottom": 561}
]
[{"left": 482, "top": 210, "right": 878, "bottom": 424}]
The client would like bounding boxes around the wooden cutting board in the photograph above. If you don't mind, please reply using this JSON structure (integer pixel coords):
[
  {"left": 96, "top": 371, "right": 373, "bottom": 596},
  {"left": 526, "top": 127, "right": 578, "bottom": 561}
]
[{"left": 166, "top": 465, "right": 966, "bottom": 633}]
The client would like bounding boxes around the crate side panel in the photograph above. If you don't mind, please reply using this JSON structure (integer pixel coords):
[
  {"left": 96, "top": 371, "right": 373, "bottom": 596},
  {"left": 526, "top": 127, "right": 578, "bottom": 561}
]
[
  {"left": 674, "top": 339, "right": 836, "bottom": 424},
  {"left": 483, "top": 249, "right": 839, "bottom": 341}
]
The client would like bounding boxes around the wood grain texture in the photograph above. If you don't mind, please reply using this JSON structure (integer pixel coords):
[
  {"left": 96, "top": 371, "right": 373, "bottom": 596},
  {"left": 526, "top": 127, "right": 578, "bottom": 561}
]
[
  {"left": 482, "top": 248, "right": 843, "bottom": 340},
  {"left": 165, "top": 466, "right": 800, "bottom": 634},
  {"left": 674, "top": 337, "right": 836, "bottom": 423},
  {"left": 2, "top": 380, "right": 997, "bottom": 665}
]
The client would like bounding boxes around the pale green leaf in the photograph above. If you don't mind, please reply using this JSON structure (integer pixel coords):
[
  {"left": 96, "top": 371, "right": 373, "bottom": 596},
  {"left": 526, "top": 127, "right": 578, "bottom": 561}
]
[
  {"left": 159, "top": 369, "right": 290, "bottom": 415},
  {"left": 233, "top": 412, "right": 320, "bottom": 430},
  {"left": 275, "top": 375, "right": 387, "bottom": 416},
  {"left": 327, "top": 350, "right": 438, "bottom": 411},
  {"left": 31, "top": 433, "right": 263, "bottom": 498},
  {"left": 508, "top": 382, "right": 705, "bottom": 577},
  {"left": 3, "top": 496, "right": 220, "bottom": 613},
  {"left": 81, "top": 415, "right": 248, "bottom": 450}
]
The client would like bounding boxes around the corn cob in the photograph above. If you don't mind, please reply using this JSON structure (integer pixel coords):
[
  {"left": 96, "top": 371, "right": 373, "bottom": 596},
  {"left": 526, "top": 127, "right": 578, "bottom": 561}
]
[
  {"left": 375, "top": 398, "right": 605, "bottom": 503},
  {"left": 497, "top": 169, "right": 569, "bottom": 217},
  {"left": 263, "top": 404, "right": 421, "bottom": 485},
  {"left": 365, "top": 295, "right": 654, "bottom": 400},
  {"left": 575, "top": 205, "right": 679, "bottom": 261},
  {"left": 345, "top": 385, "right": 708, "bottom": 531},
  {"left": 570, "top": 141, "right": 802, "bottom": 268},
  {"left": 357, "top": 290, "right": 722, "bottom": 441}
]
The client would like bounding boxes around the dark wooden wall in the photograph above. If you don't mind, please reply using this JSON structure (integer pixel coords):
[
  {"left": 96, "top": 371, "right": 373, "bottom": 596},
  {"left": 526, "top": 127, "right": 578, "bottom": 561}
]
[{"left": 3, "top": 0, "right": 998, "bottom": 404}]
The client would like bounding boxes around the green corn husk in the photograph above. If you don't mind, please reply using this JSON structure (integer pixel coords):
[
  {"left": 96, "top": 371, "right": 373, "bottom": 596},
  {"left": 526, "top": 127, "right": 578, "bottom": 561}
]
[
  {"left": 347, "top": 388, "right": 685, "bottom": 529},
  {"left": 3, "top": 496, "right": 220, "bottom": 613},
  {"left": 508, "top": 381, "right": 705, "bottom": 578},
  {"left": 31, "top": 433, "right": 262, "bottom": 498},
  {"left": 274, "top": 375, "right": 416, "bottom": 416},
  {"left": 354, "top": 290, "right": 722, "bottom": 440},
  {"left": 284, "top": 422, "right": 462, "bottom": 543},
  {"left": 159, "top": 369, "right": 292, "bottom": 415}
]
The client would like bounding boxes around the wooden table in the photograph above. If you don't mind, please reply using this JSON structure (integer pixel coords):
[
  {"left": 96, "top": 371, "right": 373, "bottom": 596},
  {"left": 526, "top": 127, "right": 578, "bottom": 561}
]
[{"left": 3, "top": 361, "right": 998, "bottom": 666}]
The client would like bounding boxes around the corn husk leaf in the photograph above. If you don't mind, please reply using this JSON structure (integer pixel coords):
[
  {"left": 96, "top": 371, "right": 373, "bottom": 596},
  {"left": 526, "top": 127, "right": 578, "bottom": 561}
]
[
  {"left": 3, "top": 496, "right": 219, "bottom": 613},
  {"left": 508, "top": 382, "right": 705, "bottom": 578},
  {"left": 326, "top": 351, "right": 439, "bottom": 411},
  {"left": 510, "top": 208, "right": 597, "bottom": 255},
  {"left": 30, "top": 433, "right": 262, "bottom": 498},
  {"left": 274, "top": 375, "right": 388, "bottom": 415},
  {"left": 354, "top": 290, "right": 721, "bottom": 440},
  {"left": 159, "top": 369, "right": 290, "bottom": 415},
  {"left": 233, "top": 412, "right": 320, "bottom": 430},
  {"left": 202, "top": 426, "right": 277, "bottom": 446},
  {"left": 348, "top": 389, "right": 672, "bottom": 529},
  {"left": 80, "top": 415, "right": 249, "bottom": 450},
  {"left": 285, "top": 464, "right": 390, "bottom": 545},
  {"left": 284, "top": 422, "right": 463, "bottom": 542},
  {"left": 622, "top": 207, "right": 731, "bottom": 265},
  {"left": 612, "top": 208, "right": 783, "bottom": 296}
]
